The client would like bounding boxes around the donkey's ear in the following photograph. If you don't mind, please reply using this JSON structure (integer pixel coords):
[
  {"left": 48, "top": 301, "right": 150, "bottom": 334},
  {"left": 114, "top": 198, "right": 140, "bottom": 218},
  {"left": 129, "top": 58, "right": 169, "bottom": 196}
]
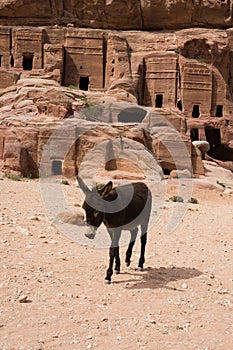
[
  {"left": 77, "top": 176, "right": 90, "bottom": 195},
  {"left": 97, "top": 181, "right": 113, "bottom": 198}
]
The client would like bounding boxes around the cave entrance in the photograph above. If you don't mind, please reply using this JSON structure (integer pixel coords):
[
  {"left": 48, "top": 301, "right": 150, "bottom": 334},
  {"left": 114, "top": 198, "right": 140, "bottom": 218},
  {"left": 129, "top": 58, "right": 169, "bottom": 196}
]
[
  {"left": 163, "top": 168, "right": 171, "bottom": 176},
  {"left": 205, "top": 128, "right": 221, "bottom": 152},
  {"left": 190, "top": 128, "right": 199, "bottom": 142},
  {"left": 10, "top": 54, "right": 14, "bottom": 68},
  {"left": 23, "top": 53, "right": 33, "bottom": 71},
  {"left": 79, "top": 76, "right": 89, "bottom": 91},
  {"left": 192, "top": 105, "right": 200, "bottom": 118},
  {"left": 216, "top": 105, "right": 223, "bottom": 118},
  {"left": 155, "top": 94, "right": 163, "bottom": 108},
  {"left": 118, "top": 107, "right": 147, "bottom": 123},
  {"left": 52, "top": 160, "right": 62, "bottom": 175},
  {"left": 177, "top": 100, "right": 183, "bottom": 111}
]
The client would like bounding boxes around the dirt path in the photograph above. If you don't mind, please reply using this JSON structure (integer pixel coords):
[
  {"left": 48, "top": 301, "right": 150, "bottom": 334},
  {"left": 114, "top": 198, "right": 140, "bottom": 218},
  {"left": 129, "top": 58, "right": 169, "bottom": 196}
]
[{"left": 0, "top": 163, "right": 233, "bottom": 350}]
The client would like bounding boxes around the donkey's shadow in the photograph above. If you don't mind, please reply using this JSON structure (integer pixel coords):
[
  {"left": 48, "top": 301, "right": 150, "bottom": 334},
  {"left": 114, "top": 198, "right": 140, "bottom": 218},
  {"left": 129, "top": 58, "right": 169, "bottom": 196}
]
[{"left": 113, "top": 266, "right": 202, "bottom": 290}]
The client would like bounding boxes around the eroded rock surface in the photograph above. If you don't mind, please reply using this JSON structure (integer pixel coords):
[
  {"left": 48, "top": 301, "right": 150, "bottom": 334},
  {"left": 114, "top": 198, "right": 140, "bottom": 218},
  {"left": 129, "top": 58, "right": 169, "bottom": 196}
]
[
  {"left": 0, "top": 0, "right": 232, "bottom": 29},
  {"left": 0, "top": 3, "right": 233, "bottom": 176},
  {"left": 0, "top": 80, "right": 199, "bottom": 177}
]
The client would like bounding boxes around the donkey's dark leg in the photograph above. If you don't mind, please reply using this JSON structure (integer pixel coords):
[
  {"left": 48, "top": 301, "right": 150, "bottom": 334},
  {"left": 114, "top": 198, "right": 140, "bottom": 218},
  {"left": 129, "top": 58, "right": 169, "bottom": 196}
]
[
  {"left": 125, "top": 228, "right": 138, "bottom": 267},
  {"left": 114, "top": 246, "right": 120, "bottom": 274},
  {"left": 105, "top": 229, "right": 121, "bottom": 284},
  {"left": 105, "top": 247, "right": 116, "bottom": 284},
  {"left": 138, "top": 220, "right": 149, "bottom": 270},
  {"left": 138, "top": 232, "right": 147, "bottom": 271}
]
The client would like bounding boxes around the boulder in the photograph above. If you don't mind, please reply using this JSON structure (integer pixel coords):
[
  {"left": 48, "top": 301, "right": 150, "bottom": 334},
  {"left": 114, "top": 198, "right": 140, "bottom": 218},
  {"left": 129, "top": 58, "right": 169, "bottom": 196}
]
[
  {"left": 192, "top": 141, "right": 210, "bottom": 159},
  {"left": 170, "top": 169, "right": 192, "bottom": 178}
]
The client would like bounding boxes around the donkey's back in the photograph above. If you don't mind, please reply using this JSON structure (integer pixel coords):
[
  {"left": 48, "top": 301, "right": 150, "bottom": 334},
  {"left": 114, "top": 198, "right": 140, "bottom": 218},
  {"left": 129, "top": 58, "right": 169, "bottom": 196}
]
[{"left": 102, "top": 182, "right": 152, "bottom": 230}]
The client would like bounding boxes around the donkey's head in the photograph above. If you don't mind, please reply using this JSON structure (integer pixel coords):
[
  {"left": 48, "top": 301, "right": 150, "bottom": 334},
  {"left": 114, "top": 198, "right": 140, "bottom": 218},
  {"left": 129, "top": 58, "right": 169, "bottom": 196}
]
[{"left": 78, "top": 177, "right": 113, "bottom": 239}]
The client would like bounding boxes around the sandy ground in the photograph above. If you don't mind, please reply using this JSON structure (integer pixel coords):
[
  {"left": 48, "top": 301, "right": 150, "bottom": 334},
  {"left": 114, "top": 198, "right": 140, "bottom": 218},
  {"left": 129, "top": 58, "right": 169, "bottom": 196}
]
[{"left": 0, "top": 161, "right": 233, "bottom": 350}]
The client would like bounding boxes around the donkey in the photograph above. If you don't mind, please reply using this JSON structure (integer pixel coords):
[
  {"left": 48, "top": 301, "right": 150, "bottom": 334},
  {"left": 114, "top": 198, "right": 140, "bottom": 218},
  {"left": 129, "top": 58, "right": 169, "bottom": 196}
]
[{"left": 78, "top": 177, "right": 152, "bottom": 284}]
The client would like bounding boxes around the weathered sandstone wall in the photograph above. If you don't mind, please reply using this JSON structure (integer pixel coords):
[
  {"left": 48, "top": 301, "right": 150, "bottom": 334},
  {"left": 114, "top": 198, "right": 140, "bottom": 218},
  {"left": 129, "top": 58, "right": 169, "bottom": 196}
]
[
  {"left": 0, "top": 78, "right": 199, "bottom": 177},
  {"left": 0, "top": 1, "right": 233, "bottom": 175},
  {"left": 0, "top": 0, "right": 232, "bottom": 30}
]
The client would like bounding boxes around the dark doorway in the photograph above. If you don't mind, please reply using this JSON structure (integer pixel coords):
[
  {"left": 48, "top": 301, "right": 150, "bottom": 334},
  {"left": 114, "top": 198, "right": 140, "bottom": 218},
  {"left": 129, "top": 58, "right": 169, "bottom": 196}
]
[
  {"left": 10, "top": 54, "right": 14, "bottom": 68},
  {"left": 52, "top": 160, "right": 62, "bottom": 175},
  {"left": 23, "top": 53, "right": 33, "bottom": 70},
  {"left": 79, "top": 76, "right": 89, "bottom": 91},
  {"left": 216, "top": 105, "right": 223, "bottom": 118},
  {"left": 118, "top": 107, "right": 147, "bottom": 123},
  {"left": 192, "top": 105, "right": 200, "bottom": 118},
  {"left": 177, "top": 100, "right": 182, "bottom": 111},
  {"left": 205, "top": 128, "right": 221, "bottom": 152},
  {"left": 190, "top": 128, "right": 199, "bottom": 142},
  {"left": 0, "top": 55, "right": 2, "bottom": 67},
  {"left": 163, "top": 168, "right": 171, "bottom": 176},
  {"left": 155, "top": 94, "right": 163, "bottom": 108}
]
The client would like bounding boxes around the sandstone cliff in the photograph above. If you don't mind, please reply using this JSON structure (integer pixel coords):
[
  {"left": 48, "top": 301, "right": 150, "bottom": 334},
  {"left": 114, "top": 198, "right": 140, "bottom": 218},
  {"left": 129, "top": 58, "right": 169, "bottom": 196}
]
[
  {"left": 0, "top": 78, "right": 200, "bottom": 178},
  {"left": 0, "top": 0, "right": 232, "bottom": 29},
  {"left": 0, "top": 1, "right": 233, "bottom": 177}
]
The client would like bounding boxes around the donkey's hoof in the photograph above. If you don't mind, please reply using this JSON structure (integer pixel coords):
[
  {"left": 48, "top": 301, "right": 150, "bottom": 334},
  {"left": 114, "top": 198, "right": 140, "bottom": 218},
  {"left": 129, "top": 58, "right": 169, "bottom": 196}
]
[
  {"left": 114, "top": 269, "right": 120, "bottom": 275},
  {"left": 125, "top": 261, "right": 130, "bottom": 267},
  {"left": 138, "top": 266, "right": 144, "bottom": 272},
  {"left": 104, "top": 279, "right": 111, "bottom": 285}
]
